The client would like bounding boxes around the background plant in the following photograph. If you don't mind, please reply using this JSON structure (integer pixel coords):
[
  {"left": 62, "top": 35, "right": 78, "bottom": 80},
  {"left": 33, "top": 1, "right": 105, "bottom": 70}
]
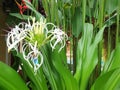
[{"left": 0, "top": 0, "right": 120, "bottom": 90}]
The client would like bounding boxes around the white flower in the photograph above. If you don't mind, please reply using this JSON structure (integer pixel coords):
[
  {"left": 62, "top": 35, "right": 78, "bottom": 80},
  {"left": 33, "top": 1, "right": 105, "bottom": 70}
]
[
  {"left": 47, "top": 28, "right": 68, "bottom": 52},
  {"left": 6, "top": 23, "right": 29, "bottom": 52},
  {"left": 22, "top": 41, "right": 43, "bottom": 73},
  {"left": 26, "top": 17, "right": 50, "bottom": 48},
  {"left": 6, "top": 17, "right": 68, "bottom": 74},
  {"left": 33, "top": 17, "right": 48, "bottom": 35}
]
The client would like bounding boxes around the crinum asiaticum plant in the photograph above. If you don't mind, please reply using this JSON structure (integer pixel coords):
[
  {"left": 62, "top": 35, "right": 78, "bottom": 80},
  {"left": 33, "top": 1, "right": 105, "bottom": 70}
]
[{"left": 7, "top": 17, "right": 68, "bottom": 74}]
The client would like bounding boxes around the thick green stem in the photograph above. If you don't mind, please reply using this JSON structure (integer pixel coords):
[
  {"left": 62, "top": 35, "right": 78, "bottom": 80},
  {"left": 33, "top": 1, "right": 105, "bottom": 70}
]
[
  {"left": 116, "top": 0, "right": 120, "bottom": 47},
  {"left": 98, "top": 0, "right": 105, "bottom": 75},
  {"left": 82, "top": 0, "right": 86, "bottom": 32},
  {"left": 73, "top": 36, "right": 77, "bottom": 74},
  {"left": 107, "top": 2, "right": 111, "bottom": 60}
]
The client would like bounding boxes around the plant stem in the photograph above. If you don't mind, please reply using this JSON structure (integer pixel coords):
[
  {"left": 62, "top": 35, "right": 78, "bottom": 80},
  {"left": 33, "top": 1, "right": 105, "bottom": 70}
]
[
  {"left": 41, "top": 0, "right": 50, "bottom": 21},
  {"left": 98, "top": 0, "right": 105, "bottom": 75},
  {"left": 107, "top": 2, "right": 111, "bottom": 60},
  {"left": 82, "top": 0, "right": 86, "bottom": 32},
  {"left": 73, "top": 36, "right": 77, "bottom": 74},
  {"left": 116, "top": 0, "right": 120, "bottom": 47}
]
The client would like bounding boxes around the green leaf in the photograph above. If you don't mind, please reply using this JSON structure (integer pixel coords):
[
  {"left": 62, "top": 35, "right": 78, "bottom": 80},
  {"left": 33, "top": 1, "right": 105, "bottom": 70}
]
[
  {"left": 41, "top": 46, "right": 60, "bottom": 90},
  {"left": 93, "top": 25, "right": 106, "bottom": 45},
  {"left": 105, "top": 0, "right": 118, "bottom": 15},
  {"left": 108, "top": 45, "right": 120, "bottom": 70},
  {"left": 92, "top": 68, "right": 120, "bottom": 90},
  {"left": 74, "top": 23, "right": 93, "bottom": 83},
  {"left": 12, "top": 51, "right": 48, "bottom": 90},
  {"left": 10, "top": 13, "right": 31, "bottom": 20},
  {"left": 51, "top": 46, "right": 79, "bottom": 90},
  {"left": 0, "top": 61, "right": 29, "bottom": 90},
  {"left": 103, "top": 44, "right": 120, "bottom": 73},
  {"left": 72, "top": 7, "right": 82, "bottom": 37},
  {"left": 24, "top": 0, "right": 44, "bottom": 20},
  {"left": 74, "top": 24, "right": 105, "bottom": 90}
]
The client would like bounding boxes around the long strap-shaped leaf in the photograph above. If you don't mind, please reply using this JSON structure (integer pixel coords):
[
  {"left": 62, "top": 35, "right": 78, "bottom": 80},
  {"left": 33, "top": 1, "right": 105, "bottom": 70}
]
[
  {"left": 0, "top": 61, "right": 29, "bottom": 90},
  {"left": 41, "top": 46, "right": 65, "bottom": 90},
  {"left": 51, "top": 46, "right": 79, "bottom": 90},
  {"left": 12, "top": 51, "right": 48, "bottom": 90},
  {"left": 91, "top": 68, "right": 120, "bottom": 90},
  {"left": 74, "top": 23, "right": 106, "bottom": 90}
]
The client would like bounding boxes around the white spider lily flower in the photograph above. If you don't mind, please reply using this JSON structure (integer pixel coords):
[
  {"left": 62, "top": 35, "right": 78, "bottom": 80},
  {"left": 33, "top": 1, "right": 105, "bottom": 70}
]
[
  {"left": 6, "top": 16, "right": 68, "bottom": 74},
  {"left": 34, "top": 17, "right": 47, "bottom": 35},
  {"left": 22, "top": 42, "right": 43, "bottom": 73},
  {"left": 47, "top": 28, "right": 68, "bottom": 52},
  {"left": 6, "top": 23, "right": 30, "bottom": 52},
  {"left": 26, "top": 17, "right": 49, "bottom": 48}
]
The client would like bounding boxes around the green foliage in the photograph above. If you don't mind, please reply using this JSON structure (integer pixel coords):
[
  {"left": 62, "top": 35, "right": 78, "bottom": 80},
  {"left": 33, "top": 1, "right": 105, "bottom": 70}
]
[
  {"left": 51, "top": 47, "right": 79, "bottom": 90},
  {"left": 74, "top": 23, "right": 105, "bottom": 90},
  {"left": 91, "top": 44, "right": 120, "bottom": 90},
  {"left": 72, "top": 7, "right": 82, "bottom": 37},
  {"left": 103, "top": 45, "right": 120, "bottom": 73},
  {"left": 0, "top": 61, "right": 29, "bottom": 90},
  {"left": 105, "top": 0, "right": 118, "bottom": 15},
  {"left": 12, "top": 51, "right": 48, "bottom": 90},
  {"left": 92, "top": 68, "right": 120, "bottom": 90},
  {"left": 10, "top": 13, "right": 31, "bottom": 20},
  {"left": 24, "top": 0, "right": 44, "bottom": 20},
  {"left": 2, "top": 0, "right": 120, "bottom": 90}
]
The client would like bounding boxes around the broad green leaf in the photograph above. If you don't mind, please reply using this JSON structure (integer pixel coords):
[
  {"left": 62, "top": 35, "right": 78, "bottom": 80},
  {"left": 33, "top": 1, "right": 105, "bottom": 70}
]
[
  {"left": 105, "top": 0, "right": 118, "bottom": 15},
  {"left": 51, "top": 45, "right": 79, "bottom": 90},
  {"left": 72, "top": 7, "right": 82, "bottom": 37},
  {"left": 0, "top": 61, "right": 29, "bottom": 90},
  {"left": 74, "top": 23, "right": 93, "bottom": 83},
  {"left": 102, "top": 50, "right": 114, "bottom": 73},
  {"left": 103, "top": 44, "right": 120, "bottom": 73},
  {"left": 10, "top": 13, "right": 31, "bottom": 20},
  {"left": 74, "top": 24, "right": 105, "bottom": 90},
  {"left": 92, "top": 68, "right": 120, "bottom": 90},
  {"left": 93, "top": 25, "right": 106, "bottom": 45}
]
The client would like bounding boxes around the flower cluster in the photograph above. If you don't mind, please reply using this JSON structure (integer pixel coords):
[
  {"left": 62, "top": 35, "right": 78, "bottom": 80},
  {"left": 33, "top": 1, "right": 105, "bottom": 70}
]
[{"left": 6, "top": 17, "right": 68, "bottom": 73}]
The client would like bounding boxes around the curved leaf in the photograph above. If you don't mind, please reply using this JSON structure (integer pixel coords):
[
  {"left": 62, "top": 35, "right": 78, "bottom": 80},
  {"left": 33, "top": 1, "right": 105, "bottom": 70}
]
[
  {"left": 93, "top": 68, "right": 120, "bottom": 90},
  {"left": 0, "top": 61, "right": 29, "bottom": 90},
  {"left": 12, "top": 51, "right": 48, "bottom": 90},
  {"left": 51, "top": 46, "right": 79, "bottom": 90},
  {"left": 74, "top": 24, "right": 105, "bottom": 90},
  {"left": 103, "top": 44, "right": 120, "bottom": 73}
]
